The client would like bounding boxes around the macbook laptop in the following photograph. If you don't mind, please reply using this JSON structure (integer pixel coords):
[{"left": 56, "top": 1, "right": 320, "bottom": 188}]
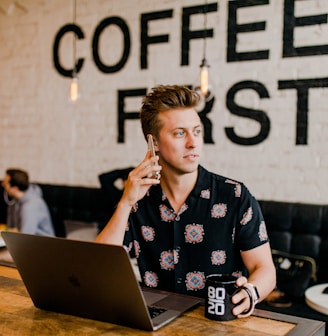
[{"left": 2, "top": 231, "right": 201, "bottom": 331}]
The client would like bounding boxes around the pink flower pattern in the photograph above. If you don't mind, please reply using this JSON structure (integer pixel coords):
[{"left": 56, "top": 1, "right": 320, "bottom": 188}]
[
  {"left": 160, "top": 250, "right": 174, "bottom": 270},
  {"left": 133, "top": 240, "right": 140, "bottom": 258},
  {"left": 240, "top": 207, "right": 253, "bottom": 225},
  {"left": 258, "top": 221, "right": 268, "bottom": 241},
  {"left": 131, "top": 202, "right": 138, "bottom": 213},
  {"left": 144, "top": 271, "right": 158, "bottom": 287},
  {"left": 225, "top": 179, "right": 241, "bottom": 197},
  {"left": 173, "top": 249, "right": 180, "bottom": 264},
  {"left": 159, "top": 204, "right": 176, "bottom": 222},
  {"left": 200, "top": 189, "right": 210, "bottom": 199},
  {"left": 185, "top": 272, "right": 205, "bottom": 291},
  {"left": 211, "top": 250, "right": 226, "bottom": 265},
  {"left": 211, "top": 203, "right": 227, "bottom": 218},
  {"left": 141, "top": 226, "right": 155, "bottom": 242},
  {"left": 184, "top": 224, "right": 204, "bottom": 244}
]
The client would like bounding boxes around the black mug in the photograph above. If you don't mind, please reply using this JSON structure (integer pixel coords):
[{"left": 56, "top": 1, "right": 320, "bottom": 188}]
[{"left": 205, "top": 274, "right": 239, "bottom": 321}]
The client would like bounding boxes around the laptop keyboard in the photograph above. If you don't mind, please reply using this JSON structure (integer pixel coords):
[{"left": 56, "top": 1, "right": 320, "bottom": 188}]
[{"left": 147, "top": 306, "right": 167, "bottom": 319}]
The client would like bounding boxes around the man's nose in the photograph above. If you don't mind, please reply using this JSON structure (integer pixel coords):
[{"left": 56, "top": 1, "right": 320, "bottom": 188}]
[{"left": 186, "top": 133, "right": 197, "bottom": 147}]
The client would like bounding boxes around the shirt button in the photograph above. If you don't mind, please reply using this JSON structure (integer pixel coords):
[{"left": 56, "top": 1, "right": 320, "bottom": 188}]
[{"left": 175, "top": 215, "right": 180, "bottom": 221}]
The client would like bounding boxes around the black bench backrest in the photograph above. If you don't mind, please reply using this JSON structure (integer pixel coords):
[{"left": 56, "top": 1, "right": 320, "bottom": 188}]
[{"left": 259, "top": 200, "right": 328, "bottom": 283}]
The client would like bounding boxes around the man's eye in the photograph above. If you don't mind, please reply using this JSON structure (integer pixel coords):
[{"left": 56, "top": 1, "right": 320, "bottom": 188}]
[
  {"left": 194, "top": 129, "right": 202, "bottom": 136},
  {"left": 176, "top": 130, "right": 185, "bottom": 136}
]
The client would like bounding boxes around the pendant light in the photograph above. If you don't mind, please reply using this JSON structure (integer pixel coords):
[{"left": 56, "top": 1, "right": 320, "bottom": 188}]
[
  {"left": 69, "top": 0, "right": 79, "bottom": 102},
  {"left": 194, "top": 1, "right": 213, "bottom": 101}
]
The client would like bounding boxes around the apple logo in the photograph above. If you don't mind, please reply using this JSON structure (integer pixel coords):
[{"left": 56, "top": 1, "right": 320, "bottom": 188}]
[{"left": 68, "top": 273, "right": 81, "bottom": 287}]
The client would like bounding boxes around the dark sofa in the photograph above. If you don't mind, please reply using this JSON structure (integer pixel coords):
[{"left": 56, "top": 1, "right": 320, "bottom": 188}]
[
  {"left": 257, "top": 200, "right": 328, "bottom": 332},
  {"left": 0, "top": 184, "right": 327, "bottom": 330}
]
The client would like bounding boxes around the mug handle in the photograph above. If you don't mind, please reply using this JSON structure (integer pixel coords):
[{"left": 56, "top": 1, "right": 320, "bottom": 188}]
[{"left": 235, "top": 285, "right": 256, "bottom": 318}]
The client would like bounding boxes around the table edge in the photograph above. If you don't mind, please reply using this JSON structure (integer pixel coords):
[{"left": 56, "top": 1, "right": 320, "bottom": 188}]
[{"left": 254, "top": 309, "right": 325, "bottom": 336}]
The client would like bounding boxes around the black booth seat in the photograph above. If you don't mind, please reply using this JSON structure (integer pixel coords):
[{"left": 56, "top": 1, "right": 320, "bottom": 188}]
[
  {"left": 258, "top": 200, "right": 328, "bottom": 284},
  {"left": 257, "top": 200, "right": 328, "bottom": 334},
  {"left": 38, "top": 184, "right": 113, "bottom": 237}
]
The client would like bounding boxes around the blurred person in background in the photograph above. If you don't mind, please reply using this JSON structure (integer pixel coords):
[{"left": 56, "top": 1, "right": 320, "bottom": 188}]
[{"left": 0, "top": 168, "right": 54, "bottom": 264}]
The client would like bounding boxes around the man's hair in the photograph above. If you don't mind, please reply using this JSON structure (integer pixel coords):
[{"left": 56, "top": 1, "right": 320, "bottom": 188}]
[
  {"left": 6, "top": 168, "right": 29, "bottom": 191},
  {"left": 140, "top": 85, "right": 200, "bottom": 139}
]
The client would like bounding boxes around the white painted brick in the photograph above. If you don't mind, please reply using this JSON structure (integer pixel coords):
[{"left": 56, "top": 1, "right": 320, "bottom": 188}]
[{"left": 0, "top": 0, "right": 327, "bottom": 204}]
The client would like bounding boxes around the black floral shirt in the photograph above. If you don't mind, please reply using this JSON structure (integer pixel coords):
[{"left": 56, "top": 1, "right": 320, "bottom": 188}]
[{"left": 123, "top": 165, "right": 269, "bottom": 298}]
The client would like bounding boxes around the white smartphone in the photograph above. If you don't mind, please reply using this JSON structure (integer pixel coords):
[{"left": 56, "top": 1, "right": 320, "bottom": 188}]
[{"left": 147, "top": 134, "right": 160, "bottom": 179}]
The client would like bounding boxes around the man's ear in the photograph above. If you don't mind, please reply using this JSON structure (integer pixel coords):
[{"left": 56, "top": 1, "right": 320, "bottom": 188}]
[{"left": 153, "top": 137, "right": 159, "bottom": 152}]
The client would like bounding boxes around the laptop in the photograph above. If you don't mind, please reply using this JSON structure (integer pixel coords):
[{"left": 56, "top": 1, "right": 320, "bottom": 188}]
[{"left": 2, "top": 231, "right": 201, "bottom": 331}]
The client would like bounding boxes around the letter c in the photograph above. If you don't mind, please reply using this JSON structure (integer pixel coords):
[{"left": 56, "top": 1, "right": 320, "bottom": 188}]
[{"left": 53, "top": 24, "right": 85, "bottom": 78}]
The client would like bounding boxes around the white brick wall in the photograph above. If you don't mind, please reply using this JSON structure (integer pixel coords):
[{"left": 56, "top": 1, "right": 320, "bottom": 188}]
[{"left": 0, "top": 0, "right": 327, "bottom": 204}]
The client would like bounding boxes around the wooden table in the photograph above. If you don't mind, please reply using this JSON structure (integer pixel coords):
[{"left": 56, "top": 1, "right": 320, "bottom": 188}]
[{"left": 0, "top": 265, "right": 325, "bottom": 336}]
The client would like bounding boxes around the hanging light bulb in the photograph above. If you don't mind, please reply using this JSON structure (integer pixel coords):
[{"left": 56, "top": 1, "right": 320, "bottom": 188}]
[
  {"left": 69, "top": 0, "right": 79, "bottom": 102},
  {"left": 193, "top": 1, "right": 214, "bottom": 102},
  {"left": 200, "top": 58, "right": 209, "bottom": 97},
  {"left": 70, "top": 71, "right": 79, "bottom": 102},
  {"left": 193, "top": 58, "right": 212, "bottom": 101}
]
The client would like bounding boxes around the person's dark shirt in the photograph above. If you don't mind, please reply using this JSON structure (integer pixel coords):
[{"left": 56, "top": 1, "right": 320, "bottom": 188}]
[{"left": 123, "top": 165, "right": 269, "bottom": 298}]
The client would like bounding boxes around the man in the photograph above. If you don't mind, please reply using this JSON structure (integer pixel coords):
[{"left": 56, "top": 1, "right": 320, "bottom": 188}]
[
  {"left": 95, "top": 85, "right": 276, "bottom": 318},
  {"left": 1, "top": 168, "right": 54, "bottom": 263}
]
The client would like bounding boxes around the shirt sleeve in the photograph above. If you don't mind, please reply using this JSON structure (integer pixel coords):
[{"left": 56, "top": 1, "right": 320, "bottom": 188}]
[
  {"left": 236, "top": 184, "right": 269, "bottom": 251},
  {"left": 123, "top": 220, "right": 136, "bottom": 257}
]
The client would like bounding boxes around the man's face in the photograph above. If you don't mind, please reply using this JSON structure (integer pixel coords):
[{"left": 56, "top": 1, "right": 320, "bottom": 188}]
[
  {"left": 1, "top": 174, "right": 14, "bottom": 196},
  {"left": 155, "top": 108, "right": 203, "bottom": 175}
]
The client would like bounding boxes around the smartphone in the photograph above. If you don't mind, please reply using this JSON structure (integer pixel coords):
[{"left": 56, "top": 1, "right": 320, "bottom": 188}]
[{"left": 147, "top": 134, "right": 160, "bottom": 179}]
